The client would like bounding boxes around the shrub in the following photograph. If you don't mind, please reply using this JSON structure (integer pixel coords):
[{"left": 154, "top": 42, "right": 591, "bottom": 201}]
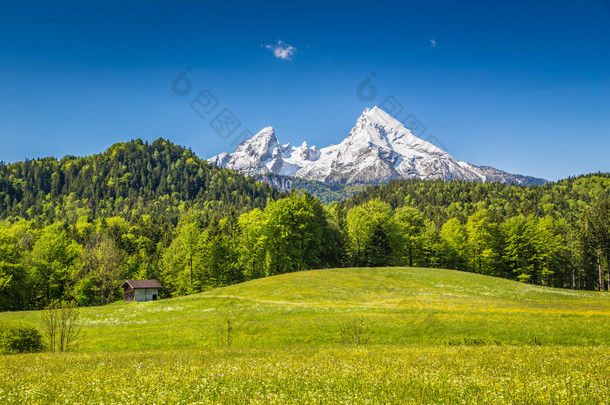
[
  {"left": 444, "top": 336, "right": 500, "bottom": 346},
  {"left": 1, "top": 323, "right": 44, "bottom": 354},
  {"left": 339, "top": 319, "right": 370, "bottom": 345},
  {"left": 40, "top": 300, "right": 81, "bottom": 352}
]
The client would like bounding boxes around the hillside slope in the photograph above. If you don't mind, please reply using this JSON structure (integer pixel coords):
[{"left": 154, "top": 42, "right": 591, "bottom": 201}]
[
  {"left": 3, "top": 267, "right": 609, "bottom": 352},
  {"left": 254, "top": 173, "right": 365, "bottom": 203},
  {"left": 0, "top": 138, "right": 284, "bottom": 220},
  {"left": 340, "top": 173, "right": 610, "bottom": 222}
]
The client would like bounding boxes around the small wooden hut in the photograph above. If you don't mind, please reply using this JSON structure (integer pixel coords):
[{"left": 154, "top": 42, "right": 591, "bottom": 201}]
[{"left": 121, "top": 280, "right": 163, "bottom": 302}]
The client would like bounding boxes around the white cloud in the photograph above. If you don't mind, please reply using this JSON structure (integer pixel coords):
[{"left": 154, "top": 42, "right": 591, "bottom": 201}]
[
  {"left": 265, "top": 40, "right": 297, "bottom": 60},
  {"left": 430, "top": 39, "right": 437, "bottom": 48}
]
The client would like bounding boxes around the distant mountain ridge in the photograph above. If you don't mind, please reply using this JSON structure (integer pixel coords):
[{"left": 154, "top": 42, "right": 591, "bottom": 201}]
[{"left": 209, "top": 106, "right": 546, "bottom": 187}]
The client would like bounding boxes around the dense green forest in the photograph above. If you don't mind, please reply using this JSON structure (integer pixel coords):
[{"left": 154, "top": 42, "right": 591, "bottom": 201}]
[
  {"left": 253, "top": 174, "right": 365, "bottom": 203},
  {"left": 0, "top": 138, "right": 283, "bottom": 221},
  {"left": 342, "top": 175, "right": 610, "bottom": 223},
  {"left": 1, "top": 139, "right": 609, "bottom": 311},
  {"left": 0, "top": 139, "right": 284, "bottom": 309},
  {"left": 336, "top": 175, "right": 610, "bottom": 290}
]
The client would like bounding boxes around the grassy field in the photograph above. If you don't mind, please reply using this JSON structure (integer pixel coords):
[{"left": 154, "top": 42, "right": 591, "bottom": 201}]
[{"left": 2, "top": 267, "right": 610, "bottom": 404}]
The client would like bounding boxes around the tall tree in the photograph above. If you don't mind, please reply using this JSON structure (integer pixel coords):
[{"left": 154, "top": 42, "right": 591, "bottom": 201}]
[
  {"left": 195, "top": 217, "right": 241, "bottom": 288},
  {"left": 439, "top": 218, "right": 468, "bottom": 270},
  {"left": 0, "top": 223, "right": 27, "bottom": 310},
  {"left": 363, "top": 222, "right": 393, "bottom": 267},
  {"left": 501, "top": 215, "right": 532, "bottom": 281},
  {"left": 346, "top": 198, "right": 394, "bottom": 266},
  {"left": 583, "top": 200, "right": 610, "bottom": 290},
  {"left": 393, "top": 205, "right": 426, "bottom": 266},
  {"left": 75, "top": 233, "right": 125, "bottom": 305},
  {"left": 28, "top": 223, "right": 81, "bottom": 307},
  {"left": 260, "top": 193, "right": 330, "bottom": 275},
  {"left": 465, "top": 209, "right": 496, "bottom": 274},
  {"left": 237, "top": 208, "right": 266, "bottom": 280}
]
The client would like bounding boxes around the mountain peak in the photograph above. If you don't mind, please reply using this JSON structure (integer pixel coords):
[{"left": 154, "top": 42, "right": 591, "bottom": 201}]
[
  {"left": 207, "top": 126, "right": 282, "bottom": 176},
  {"left": 251, "top": 126, "right": 276, "bottom": 142},
  {"left": 358, "top": 106, "right": 403, "bottom": 129},
  {"left": 209, "top": 107, "right": 546, "bottom": 186},
  {"left": 237, "top": 127, "right": 278, "bottom": 154}
]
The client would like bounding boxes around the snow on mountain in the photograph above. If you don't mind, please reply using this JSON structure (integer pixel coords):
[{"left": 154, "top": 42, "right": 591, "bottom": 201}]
[
  {"left": 208, "top": 126, "right": 323, "bottom": 177},
  {"left": 208, "top": 106, "right": 546, "bottom": 187}
]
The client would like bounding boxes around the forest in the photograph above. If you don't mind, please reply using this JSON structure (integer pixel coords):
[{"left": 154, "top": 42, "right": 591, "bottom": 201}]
[{"left": 1, "top": 139, "right": 610, "bottom": 311}]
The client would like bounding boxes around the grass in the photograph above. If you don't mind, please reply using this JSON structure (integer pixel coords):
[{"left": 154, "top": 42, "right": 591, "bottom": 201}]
[
  {"left": 2, "top": 267, "right": 610, "bottom": 403},
  {"left": 2, "top": 346, "right": 610, "bottom": 404}
]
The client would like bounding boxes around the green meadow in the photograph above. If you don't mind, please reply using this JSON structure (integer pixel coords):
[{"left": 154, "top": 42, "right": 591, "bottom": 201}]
[{"left": 2, "top": 267, "right": 610, "bottom": 404}]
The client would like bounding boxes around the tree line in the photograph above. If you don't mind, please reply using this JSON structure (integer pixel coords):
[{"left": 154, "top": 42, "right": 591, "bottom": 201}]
[
  {"left": 0, "top": 138, "right": 283, "bottom": 222},
  {"left": 3, "top": 187, "right": 610, "bottom": 310},
  {"left": 1, "top": 139, "right": 610, "bottom": 310}
]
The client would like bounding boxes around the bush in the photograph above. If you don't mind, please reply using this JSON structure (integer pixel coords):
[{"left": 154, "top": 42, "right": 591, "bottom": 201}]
[
  {"left": 339, "top": 319, "right": 370, "bottom": 345},
  {"left": 1, "top": 323, "right": 44, "bottom": 354},
  {"left": 41, "top": 300, "right": 81, "bottom": 352},
  {"left": 444, "top": 336, "right": 500, "bottom": 346}
]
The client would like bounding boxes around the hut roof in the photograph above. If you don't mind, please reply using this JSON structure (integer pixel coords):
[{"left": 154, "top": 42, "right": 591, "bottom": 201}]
[{"left": 121, "top": 280, "right": 163, "bottom": 289}]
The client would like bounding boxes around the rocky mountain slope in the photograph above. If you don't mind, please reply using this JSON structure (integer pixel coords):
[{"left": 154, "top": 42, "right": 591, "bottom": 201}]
[{"left": 209, "top": 107, "right": 546, "bottom": 186}]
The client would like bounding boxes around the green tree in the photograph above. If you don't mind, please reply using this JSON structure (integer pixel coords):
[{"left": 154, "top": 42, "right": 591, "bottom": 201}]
[
  {"left": 465, "top": 210, "right": 496, "bottom": 274},
  {"left": 583, "top": 200, "right": 610, "bottom": 290},
  {"left": 363, "top": 222, "right": 393, "bottom": 267},
  {"left": 159, "top": 230, "right": 193, "bottom": 296},
  {"left": 28, "top": 224, "right": 81, "bottom": 306},
  {"left": 195, "top": 217, "right": 241, "bottom": 289},
  {"left": 500, "top": 215, "right": 531, "bottom": 281},
  {"left": 260, "top": 193, "right": 330, "bottom": 275},
  {"left": 439, "top": 218, "right": 468, "bottom": 270},
  {"left": 0, "top": 224, "right": 26, "bottom": 310},
  {"left": 237, "top": 208, "right": 266, "bottom": 280},
  {"left": 74, "top": 233, "right": 125, "bottom": 305},
  {"left": 393, "top": 206, "right": 425, "bottom": 266},
  {"left": 346, "top": 199, "right": 394, "bottom": 266}
]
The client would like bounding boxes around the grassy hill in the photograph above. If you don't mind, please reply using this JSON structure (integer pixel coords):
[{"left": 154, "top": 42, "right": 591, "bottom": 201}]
[
  {"left": 2, "top": 267, "right": 610, "bottom": 403},
  {"left": 3, "top": 266, "right": 610, "bottom": 350}
]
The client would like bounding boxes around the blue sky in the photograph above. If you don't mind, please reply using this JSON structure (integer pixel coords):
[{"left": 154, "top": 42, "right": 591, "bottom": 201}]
[{"left": 1, "top": 0, "right": 608, "bottom": 181}]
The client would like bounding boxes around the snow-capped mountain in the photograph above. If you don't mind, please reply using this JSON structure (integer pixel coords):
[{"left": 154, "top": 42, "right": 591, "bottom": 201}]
[
  {"left": 209, "top": 106, "right": 546, "bottom": 186},
  {"left": 210, "top": 126, "right": 321, "bottom": 178}
]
